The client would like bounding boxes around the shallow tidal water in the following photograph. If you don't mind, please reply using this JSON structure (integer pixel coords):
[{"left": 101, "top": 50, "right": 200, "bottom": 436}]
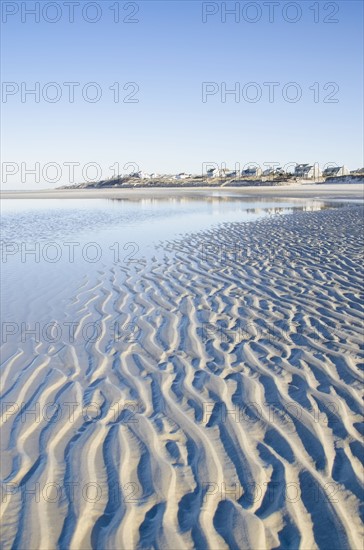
[{"left": 0, "top": 195, "right": 350, "bottom": 326}]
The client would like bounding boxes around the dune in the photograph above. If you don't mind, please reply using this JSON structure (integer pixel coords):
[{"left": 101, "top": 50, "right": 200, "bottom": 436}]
[{"left": 1, "top": 204, "right": 363, "bottom": 549}]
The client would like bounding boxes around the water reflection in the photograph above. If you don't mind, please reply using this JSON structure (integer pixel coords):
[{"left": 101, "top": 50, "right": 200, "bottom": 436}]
[{"left": 1, "top": 196, "right": 349, "bottom": 246}]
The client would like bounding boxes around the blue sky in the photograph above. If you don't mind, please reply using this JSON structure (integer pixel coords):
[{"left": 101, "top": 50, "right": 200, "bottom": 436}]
[{"left": 1, "top": 0, "right": 363, "bottom": 188}]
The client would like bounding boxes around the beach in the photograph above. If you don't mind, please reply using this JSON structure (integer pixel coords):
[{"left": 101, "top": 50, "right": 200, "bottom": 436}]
[
  {"left": 0, "top": 189, "right": 363, "bottom": 549},
  {"left": 3, "top": 0, "right": 364, "bottom": 544}
]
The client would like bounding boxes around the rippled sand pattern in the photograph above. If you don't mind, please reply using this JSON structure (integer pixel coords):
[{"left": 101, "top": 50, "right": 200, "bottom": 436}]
[{"left": 1, "top": 206, "right": 363, "bottom": 549}]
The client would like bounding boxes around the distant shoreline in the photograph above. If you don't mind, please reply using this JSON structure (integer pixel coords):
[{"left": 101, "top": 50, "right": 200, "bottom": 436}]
[{"left": 1, "top": 183, "right": 364, "bottom": 201}]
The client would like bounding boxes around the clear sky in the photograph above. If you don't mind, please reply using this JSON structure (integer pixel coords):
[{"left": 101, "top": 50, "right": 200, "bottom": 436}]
[{"left": 1, "top": 0, "right": 363, "bottom": 189}]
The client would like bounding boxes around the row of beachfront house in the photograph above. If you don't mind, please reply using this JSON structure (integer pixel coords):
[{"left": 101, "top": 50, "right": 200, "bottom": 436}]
[{"left": 207, "top": 165, "right": 350, "bottom": 179}]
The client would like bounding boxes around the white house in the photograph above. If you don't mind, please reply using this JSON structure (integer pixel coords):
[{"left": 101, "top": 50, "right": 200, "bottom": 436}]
[
  {"left": 322, "top": 166, "right": 350, "bottom": 177},
  {"left": 263, "top": 167, "right": 285, "bottom": 177},
  {"left": 207, "top": 168, "right": 232, "bottom": 178},
  {"left": 294, "top": 164, "right": 322, "bottom": 179},
  {"left": 130, "top": 171, "right": 150, "bottom": 179},
  {"left": 241, "top": 167, "right": 262, "bottom": 177}
]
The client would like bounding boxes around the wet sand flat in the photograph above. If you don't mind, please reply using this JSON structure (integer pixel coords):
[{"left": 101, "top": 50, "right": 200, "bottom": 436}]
[{"left": 0, "top": 200, "right": 363, "bottom": 549}]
